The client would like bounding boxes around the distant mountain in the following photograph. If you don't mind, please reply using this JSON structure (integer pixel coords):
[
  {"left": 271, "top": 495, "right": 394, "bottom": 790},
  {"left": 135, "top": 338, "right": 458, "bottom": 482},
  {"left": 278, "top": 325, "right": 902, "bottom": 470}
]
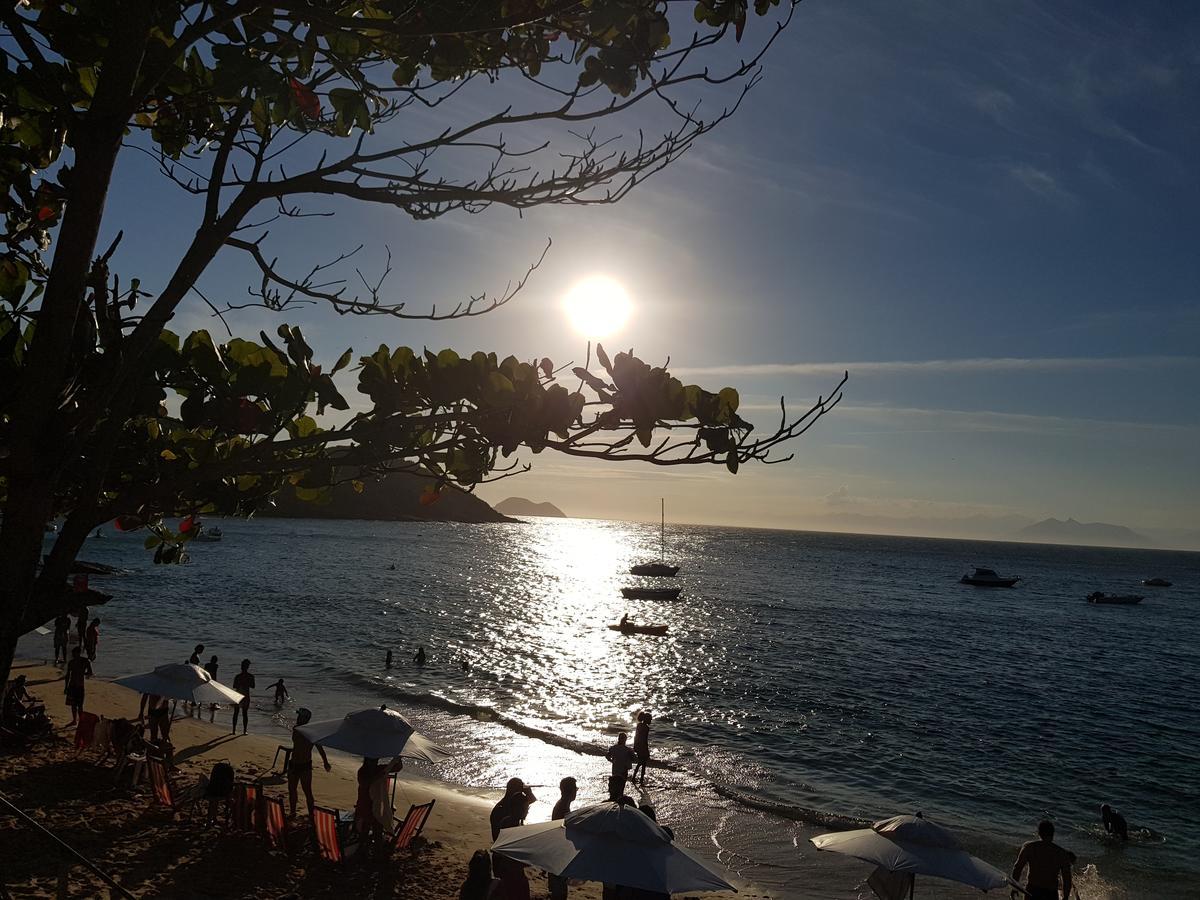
[
  {"left": 1015, "top": 517, "right": 1151, "bottom": 548},
  {"left": 262, "top": 471, "right": 514, "bottom": 523},
  {"left": 494, "top": 497, "right": 566, "bottom": 518}
]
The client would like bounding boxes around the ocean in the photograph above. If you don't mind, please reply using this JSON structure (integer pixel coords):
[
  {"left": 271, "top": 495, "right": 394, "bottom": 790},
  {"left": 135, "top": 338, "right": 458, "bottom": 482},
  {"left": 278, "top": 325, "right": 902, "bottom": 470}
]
[{"left": 21, "top": 518, "right": 1200, "bottom": 898}]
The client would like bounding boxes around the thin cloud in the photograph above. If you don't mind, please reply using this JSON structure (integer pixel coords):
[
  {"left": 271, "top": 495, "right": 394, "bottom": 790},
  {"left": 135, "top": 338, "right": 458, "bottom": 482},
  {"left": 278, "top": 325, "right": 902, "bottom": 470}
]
[
  {"left": 674, "top": 355, "right": 1197, "bottom": 378},
  {"left": 1006, "top": 163, "right": 1076, "bottom": 205}
]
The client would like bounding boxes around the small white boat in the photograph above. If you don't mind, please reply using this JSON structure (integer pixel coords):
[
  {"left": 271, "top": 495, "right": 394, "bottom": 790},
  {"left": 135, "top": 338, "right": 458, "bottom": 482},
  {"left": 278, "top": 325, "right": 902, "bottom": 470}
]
[
  {"left": 960, "top": 567, "right": 1020, "bottom": 588},
  {"left": 193, "top": 525, "right": 223, "bottom": 543},
  {"left": 629, "top": 499, "right": 679, "bottom": 577}
]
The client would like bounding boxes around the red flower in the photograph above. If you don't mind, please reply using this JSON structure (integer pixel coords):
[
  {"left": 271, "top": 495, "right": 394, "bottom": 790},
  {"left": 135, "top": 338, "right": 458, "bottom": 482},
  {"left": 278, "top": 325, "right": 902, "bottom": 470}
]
[{"left": 289, "top": 77, "right": 321, "bottom": 120}]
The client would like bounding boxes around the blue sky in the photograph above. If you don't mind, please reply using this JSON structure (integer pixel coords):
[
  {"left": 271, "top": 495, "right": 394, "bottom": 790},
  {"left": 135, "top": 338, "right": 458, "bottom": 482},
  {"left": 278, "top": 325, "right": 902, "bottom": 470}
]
[{"left": 102, "top": 2, "right": 1200, "bottom": 544}]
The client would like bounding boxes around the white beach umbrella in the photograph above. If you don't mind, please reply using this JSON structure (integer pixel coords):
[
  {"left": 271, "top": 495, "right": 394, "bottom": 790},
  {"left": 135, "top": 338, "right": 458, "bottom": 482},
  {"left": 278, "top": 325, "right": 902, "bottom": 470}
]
[
  {"left": 492, "top": 802, "right": 736, "bottom": 894},
  {"left": 114, "top": 663, "right": 244, "bottom": 704},
  {"left": 811, "top": 814, "right": 1011, "bottom": 896},
  {"left": 297, "top": 704, "right": 450, "bottom": 762}
]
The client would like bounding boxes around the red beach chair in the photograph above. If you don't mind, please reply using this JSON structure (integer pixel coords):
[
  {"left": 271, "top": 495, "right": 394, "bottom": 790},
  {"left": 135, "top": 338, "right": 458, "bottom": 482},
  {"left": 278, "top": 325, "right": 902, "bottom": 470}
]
[
  {"left": 146, "top": 757, "right": 196, "bottom": 817},
  {"left": 228, "top": 781, "right": 260, "bottom": 831},
  {"left": 313, "top": 806, "right": 356, "bottom": 863},
  {"left": 389, "top": 800, "right": 435, "bottom": 853},
  {"left": 262, "top": 795, "right": 288, "bottom": 851}
]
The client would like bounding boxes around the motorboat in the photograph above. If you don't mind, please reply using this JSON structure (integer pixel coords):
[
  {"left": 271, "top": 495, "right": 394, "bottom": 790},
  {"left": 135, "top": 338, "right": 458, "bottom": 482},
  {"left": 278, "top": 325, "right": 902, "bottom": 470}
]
[
  {"left": 193, "top": 525, "right": 223, "bottom": 543},
  {"left": 629, "top": 498, "right": 679, "bottom": 577},
  {"left": 1087, "top": 592, "right": 1143, "bottom": 605},
  {"left": 1142, "top": 578, "right": 1172, "bottom": 587},
  {"left": 608, "top": 622, "right": 669, "bottom": 637},
  {"left": 620, "top": 587, "right": 682, "bottom": 601},
  {"left": 960, "top": 567, "right": 1020, "bottom": 587}
]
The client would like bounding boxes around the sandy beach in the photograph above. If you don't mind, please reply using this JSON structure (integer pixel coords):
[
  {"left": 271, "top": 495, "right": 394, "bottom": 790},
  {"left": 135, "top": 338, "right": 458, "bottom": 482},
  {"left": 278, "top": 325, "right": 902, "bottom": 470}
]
[{"left": 0, "top": 660, "right": 763, "bottom": 899}]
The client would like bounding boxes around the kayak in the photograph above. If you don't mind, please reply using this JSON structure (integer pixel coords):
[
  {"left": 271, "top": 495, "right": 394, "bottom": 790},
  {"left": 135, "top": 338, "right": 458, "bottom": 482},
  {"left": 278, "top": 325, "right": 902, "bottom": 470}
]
[
  {"left": 1087, "top": 592, "right": 1144, "bottom": 605},
  {"left": 608, "top": 623, "right": 669, "bottom": 637}
]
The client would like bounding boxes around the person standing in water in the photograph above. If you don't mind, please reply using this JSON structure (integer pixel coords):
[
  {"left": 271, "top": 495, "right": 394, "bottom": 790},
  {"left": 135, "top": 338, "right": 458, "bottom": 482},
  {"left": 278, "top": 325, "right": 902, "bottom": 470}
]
[
  {"left": 414, "top": 646, "right": 427, "bottom": 666},
  {"left": 606, "top": 732, "right": 636, "bottom": 800},
  {"left": 266, "top": 678, "right": 288, "bottom": 706},
  {"left": 1010, "top": 820, "right": 1075, "bottom": 900},
  {"left": 385, "top": 650, "right": 393, "bottom": 670},
  {"left": 1101, "top": 804, "right": 1130, "bottom": 842},
  {"left": 231, "top": 659, "right": 255, "bottom": 734},
  {"left": 632, "top": 712, "right": 651, "bottom": 785},
  {"left": 288, "top": 708, "right": 332, "bottom": 817}
]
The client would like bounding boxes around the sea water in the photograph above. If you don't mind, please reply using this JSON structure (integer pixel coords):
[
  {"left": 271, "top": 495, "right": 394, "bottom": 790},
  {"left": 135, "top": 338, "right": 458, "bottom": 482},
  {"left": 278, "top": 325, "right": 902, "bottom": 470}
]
[{"left": 23, "top": 518, "right": 1200, "bottom": 898}]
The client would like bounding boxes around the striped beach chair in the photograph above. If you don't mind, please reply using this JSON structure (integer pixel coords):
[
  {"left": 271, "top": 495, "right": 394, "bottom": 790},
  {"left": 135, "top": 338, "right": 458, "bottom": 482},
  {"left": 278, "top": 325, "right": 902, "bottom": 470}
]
[
  {"left": 312, "top": 806, "right": 356, "bottom": 863},
  {"left": 228, "top": 781, "right": 260, "bottom": 832},
  {"left": 262, "top": 795, "right": 288, "bottom": 852},
  {"left": 146, "top": 757, "right": 195, "bottom": 817},
  {"left": 388, "top": 800, "right": 435, "bottom": 853}
]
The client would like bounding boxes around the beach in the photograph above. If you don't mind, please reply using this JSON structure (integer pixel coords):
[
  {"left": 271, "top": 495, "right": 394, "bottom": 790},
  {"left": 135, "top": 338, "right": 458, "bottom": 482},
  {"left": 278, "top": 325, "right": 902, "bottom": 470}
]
[
  {"left": 9, "top": 518, "right": 1198, "bottom": 898},
  {"left": 2, "top": 660, "right": 764, "bottom": 899}
]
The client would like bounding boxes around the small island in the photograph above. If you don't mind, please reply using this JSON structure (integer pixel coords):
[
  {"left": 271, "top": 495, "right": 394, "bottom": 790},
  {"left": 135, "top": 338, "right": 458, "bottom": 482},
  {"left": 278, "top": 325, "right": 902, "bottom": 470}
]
[{"left": 494, "top": 497, "right": 567, "bottom": 518}]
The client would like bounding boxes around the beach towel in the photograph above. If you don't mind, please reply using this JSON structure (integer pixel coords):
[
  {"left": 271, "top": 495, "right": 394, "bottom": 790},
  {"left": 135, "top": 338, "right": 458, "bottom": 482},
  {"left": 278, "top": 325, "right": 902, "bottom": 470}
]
[
  {"left": 74, "top": 712, "right": 99, "bottom": 749},
  {"left": 369, "top": 772, "right": 394, "bottom": 827},
  {"left": 867, "top": 866, "right": 913, "bottom": 900}
]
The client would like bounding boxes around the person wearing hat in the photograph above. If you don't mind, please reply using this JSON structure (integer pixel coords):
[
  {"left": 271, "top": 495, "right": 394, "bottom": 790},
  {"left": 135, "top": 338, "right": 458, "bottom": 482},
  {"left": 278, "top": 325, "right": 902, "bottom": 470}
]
[{"left": 288, "top": 708, "right": 332, "bottom": 817}]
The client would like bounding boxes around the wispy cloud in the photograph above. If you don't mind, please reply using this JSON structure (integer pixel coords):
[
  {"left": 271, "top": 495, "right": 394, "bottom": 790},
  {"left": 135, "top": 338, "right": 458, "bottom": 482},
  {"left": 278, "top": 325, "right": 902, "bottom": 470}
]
[
  {"left": 1006, "top": 163, "right": 1076, "bottom": 205},
  {"left": 675, "top": 355, "right": 1198, "bottom": 378},
  {"left": 831, "top": 404, "right": 1200, "bottom": 437}
]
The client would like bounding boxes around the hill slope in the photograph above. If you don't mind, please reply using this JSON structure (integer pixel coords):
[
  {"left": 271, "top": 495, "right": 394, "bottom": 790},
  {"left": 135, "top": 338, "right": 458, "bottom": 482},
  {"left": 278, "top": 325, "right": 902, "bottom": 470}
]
[
  {"left": 262, "top": 471, "right": 514, "bottom": 523},
  {"left": 1016, "top": 517, "right": 1150, "bottom": 548},
  {"left": 494, "top": 497, "right": 566, "bottom": 518}
]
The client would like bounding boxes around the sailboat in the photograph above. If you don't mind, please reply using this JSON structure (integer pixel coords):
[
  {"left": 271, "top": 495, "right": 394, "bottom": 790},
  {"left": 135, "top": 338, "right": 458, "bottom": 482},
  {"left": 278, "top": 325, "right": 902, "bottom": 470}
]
[{"left": 629, "top": 499, "right": 679, "bottom": 577}]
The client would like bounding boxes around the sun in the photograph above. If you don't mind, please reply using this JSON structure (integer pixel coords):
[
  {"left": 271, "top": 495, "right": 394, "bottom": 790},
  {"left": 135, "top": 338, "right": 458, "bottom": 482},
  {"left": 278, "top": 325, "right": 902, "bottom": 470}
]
[{"left": 562, "top": 276, "right": 632, "bottom": 338}]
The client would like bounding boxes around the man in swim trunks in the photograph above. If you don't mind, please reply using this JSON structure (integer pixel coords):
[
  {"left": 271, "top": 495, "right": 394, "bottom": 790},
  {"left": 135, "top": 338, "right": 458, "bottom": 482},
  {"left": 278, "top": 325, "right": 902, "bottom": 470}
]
[
  {"left": 1011, "top": 819, "right": 1075, "bottom": 900},
  {"left": 288, "top": 708, "right": 331, "bottom": 817}
]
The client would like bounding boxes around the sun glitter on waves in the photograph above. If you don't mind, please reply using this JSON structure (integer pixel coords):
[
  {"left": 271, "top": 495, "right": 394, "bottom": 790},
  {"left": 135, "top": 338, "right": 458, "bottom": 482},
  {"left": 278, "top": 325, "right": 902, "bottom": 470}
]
[{"left": 562, "top": 275, "right": 633, "bottom": 338}]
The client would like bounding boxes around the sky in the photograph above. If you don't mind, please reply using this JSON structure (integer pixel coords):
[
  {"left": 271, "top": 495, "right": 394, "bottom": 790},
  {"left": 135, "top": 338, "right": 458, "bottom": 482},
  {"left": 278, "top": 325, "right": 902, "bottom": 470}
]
[{"left": 98, "top": 1, "right": 1200, "bottom": 547}]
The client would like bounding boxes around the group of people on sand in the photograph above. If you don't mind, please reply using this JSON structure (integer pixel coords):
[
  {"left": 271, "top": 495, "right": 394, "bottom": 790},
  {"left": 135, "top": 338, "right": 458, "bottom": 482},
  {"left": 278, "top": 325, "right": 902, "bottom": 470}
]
[{"left": 52, "top": 608, "right": 100, "bottom": 666}]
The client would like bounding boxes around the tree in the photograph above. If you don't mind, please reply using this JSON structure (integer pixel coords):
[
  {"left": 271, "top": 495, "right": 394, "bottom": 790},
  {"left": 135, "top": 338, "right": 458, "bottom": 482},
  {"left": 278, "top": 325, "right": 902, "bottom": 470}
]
[{"left": 0, "top": 1, "right": 844, "bottom": 689}]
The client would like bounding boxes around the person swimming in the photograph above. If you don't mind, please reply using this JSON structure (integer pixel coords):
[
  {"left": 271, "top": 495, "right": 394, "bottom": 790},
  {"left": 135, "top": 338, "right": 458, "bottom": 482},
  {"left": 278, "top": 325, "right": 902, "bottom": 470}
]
[
  {"left": 414, "top": 646, "right": 427, "bottom": 666},
  {"left": 1101, "top": 803, "right": 1130, "bottom": 841}
]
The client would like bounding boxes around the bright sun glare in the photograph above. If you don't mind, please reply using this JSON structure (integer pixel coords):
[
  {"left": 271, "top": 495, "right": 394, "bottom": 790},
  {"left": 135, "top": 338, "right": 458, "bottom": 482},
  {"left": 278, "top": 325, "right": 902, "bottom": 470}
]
[{"left": 562, "top": 276, "right": 632, "bottom": 338}]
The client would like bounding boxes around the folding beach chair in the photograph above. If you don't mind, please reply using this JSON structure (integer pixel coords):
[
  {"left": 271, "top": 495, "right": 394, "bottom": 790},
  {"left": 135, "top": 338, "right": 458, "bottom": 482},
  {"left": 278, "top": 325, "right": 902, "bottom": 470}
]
[
  {"left": 228, "top": 781, "right": 260, "bottom": 832},
  {"left": 388, "top": 800, "right": 435, "bottom": 853},
  {"left": 312, "top": 806, "right": 358, "bottom": 863},
  {"left": 262, "top": 795, "right": 288, "bottom": 852},
  {"left": 146, "top": 757, "right": 197, "bottom": 817}
]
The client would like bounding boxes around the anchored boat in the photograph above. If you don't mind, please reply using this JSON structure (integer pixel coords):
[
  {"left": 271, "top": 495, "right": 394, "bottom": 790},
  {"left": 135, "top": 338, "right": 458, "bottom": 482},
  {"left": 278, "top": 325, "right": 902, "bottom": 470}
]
[
  {"left": 620, "top": 586, "right": 682, "bottom": 601},
  {"left": 960, "top": 567, "right": 1020, "bottom": 587},
  {"left": 1087, "top": 592, "right": 1144, "bottom": 605},
  {"left": 629, "top": 499, "right": 679, "bottom": 577}
]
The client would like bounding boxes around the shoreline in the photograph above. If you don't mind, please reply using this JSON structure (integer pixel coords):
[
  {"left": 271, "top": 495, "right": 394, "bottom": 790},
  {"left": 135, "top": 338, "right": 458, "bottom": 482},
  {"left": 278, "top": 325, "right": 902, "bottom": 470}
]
[{"left": 3, "top": 659, "right": 765, "bottom": 899}]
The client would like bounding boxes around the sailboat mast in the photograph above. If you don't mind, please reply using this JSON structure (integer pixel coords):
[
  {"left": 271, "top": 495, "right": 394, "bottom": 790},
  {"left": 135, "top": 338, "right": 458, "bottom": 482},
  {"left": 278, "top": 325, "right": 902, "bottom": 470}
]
[{"left": 660, "top": 497, "right": 665, "bottom": 562}]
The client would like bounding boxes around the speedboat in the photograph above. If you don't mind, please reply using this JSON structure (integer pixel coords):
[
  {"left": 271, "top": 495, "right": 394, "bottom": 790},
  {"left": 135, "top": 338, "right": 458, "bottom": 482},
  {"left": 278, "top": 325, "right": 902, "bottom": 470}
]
[
  {"left": 960, "top": 567, "right": 1020, "bottom": 587},
  {"left": 1087, "top": 592, "right": 1143, "bottom": 605},
  {"left": 608, "top": 622, "right": 669, "bottom": 637},
  {"left": 1142, "top": 578, "right": 1172, "bottom": 587},
  {"left": 620, "top": 587, "right": 682, "bottom": 601}
]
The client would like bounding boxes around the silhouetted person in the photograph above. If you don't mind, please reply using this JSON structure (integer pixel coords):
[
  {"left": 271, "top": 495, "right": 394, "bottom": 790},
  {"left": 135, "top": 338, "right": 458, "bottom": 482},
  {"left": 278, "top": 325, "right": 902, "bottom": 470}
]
[
  {"left": 459, "top": 849, "right": 501, "bottom": 900},
  {"left": 267, "top": 678, "right": 288, "bottom": 705},
  {"left": 462, "top": 657, "right": 471, "bottom": 673},
  {"left": 632, "top": 712, "right": 651, "bottom": 785},
  {"left": 288, "top": 708, "right": 331, "bottom": 817},
  {"left": 52, "top": 613, "right": 70, "bottom": 665},
  {"left": 75, "top": 607, "right": 88, "bottom": 646},
  {"left": 83, "top": 618, "right": 100, "bottom": 661},
  {"left": 491, "top": 782, "right": 534, "bottom": 900},
  {"left": 1101, "top": 803, "right": 1129, "bottom": 842},
  {"left": 1011, "top": 819, "right": 1075, "bottom": 900},
  {"left": 414, "top": 646, "right": 427, "bottom": 666},
  {"left": 188, "top": 643, "right": 205, "bottom": 665},
  {"left": 355, "top": 755, "right": 404, "bottom": 854},
  {"left": 490, "top": 778, "right": 537, "bottom": 840},
  {"left": 63, "top": 646, "right": 92, "bottom": 724},
  {"left": 548, "top": 777, "right": 578, "bottom": 900},
  {"left": 619, "top": 613, "right": 629, "bottom": 628},
  {"left": 203, "top": 655, "right": 219, "bottom": 720},
  {"left": 385, "top": 650, "right": 393, "bottom": 669},
  {"left": 606, "top": 732, "right": 636, "bottom": 800},
  {"left": 232, "top": 659, "right": 254, "bottom": 734}
]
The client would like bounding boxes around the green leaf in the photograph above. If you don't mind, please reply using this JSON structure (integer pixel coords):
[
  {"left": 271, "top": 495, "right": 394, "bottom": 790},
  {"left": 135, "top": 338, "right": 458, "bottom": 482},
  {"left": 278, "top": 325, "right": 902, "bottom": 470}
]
[
  {"left": 726, "top": 451, "right": 739, "bottom": 474},
  {"left": 143, "top": 534, "right": 163, "bottom": 549},
  {"left": 331, "top": 348, "right": 353, "bottom": 374}
]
